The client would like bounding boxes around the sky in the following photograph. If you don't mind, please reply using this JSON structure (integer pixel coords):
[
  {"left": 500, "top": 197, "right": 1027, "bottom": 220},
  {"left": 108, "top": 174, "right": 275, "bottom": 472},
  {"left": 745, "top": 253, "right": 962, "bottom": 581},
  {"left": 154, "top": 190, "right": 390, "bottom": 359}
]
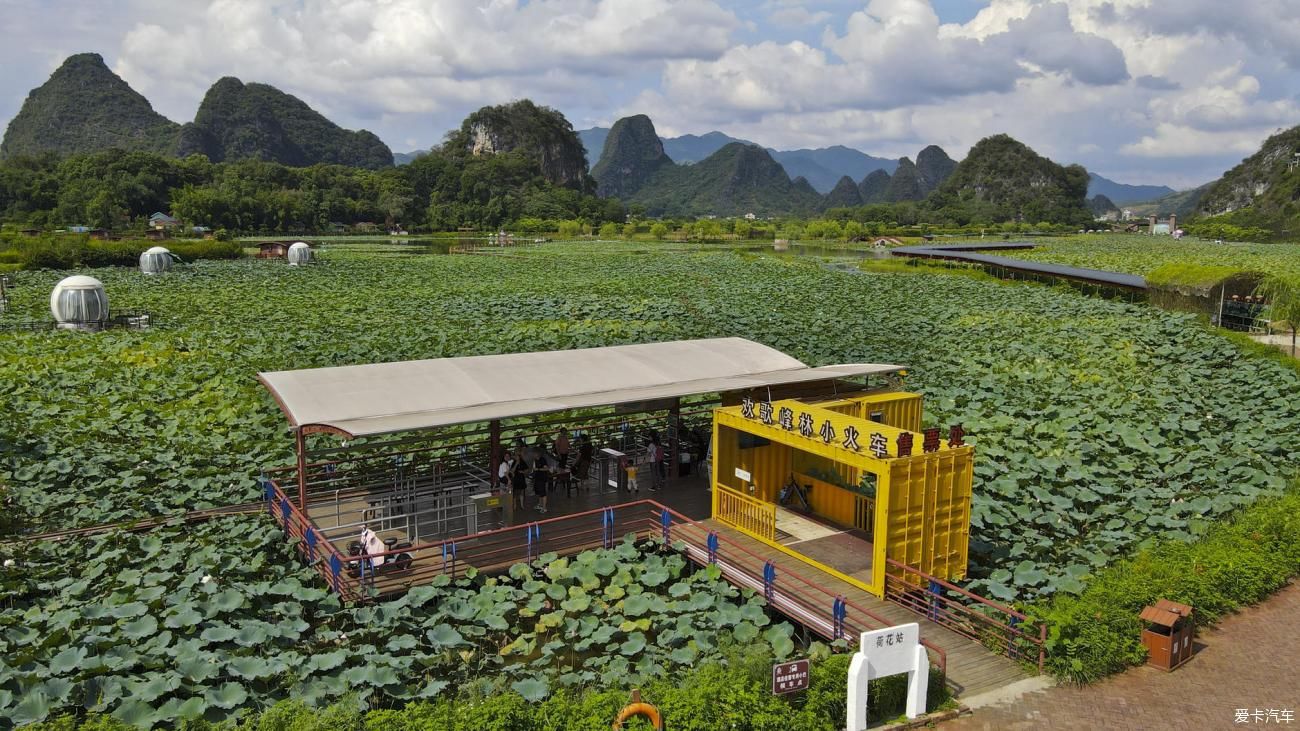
[{"left": 2, "top": 0, "right": 1298, "bottom": 189}]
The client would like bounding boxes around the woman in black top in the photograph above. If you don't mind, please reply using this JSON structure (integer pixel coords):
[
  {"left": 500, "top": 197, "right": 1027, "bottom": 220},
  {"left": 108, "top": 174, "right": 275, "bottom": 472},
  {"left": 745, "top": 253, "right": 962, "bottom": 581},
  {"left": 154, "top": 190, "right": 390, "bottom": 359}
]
[
  {"left": 532, "top": 452, "right": 552, "bottom": 514},
  {"left": 510, "top": 448, "right": 530, "bottom": 511},
  {"left": 573, "top": 434, "right": 595, "bottom": 480}
]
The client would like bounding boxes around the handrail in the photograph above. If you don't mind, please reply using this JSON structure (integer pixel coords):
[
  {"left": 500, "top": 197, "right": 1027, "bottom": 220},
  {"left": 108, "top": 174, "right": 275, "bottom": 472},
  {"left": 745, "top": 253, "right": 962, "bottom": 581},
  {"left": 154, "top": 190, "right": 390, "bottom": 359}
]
[
  {"left": 884, "top": 557, "right": 1044, "bottom": 672},
  {"left": 265, "top": 484, "right": 948, "bottom": 675},
  {"left": 713, "top": 484, "right": 777, "bottom": 541},
  {"left": 885, "top": 557, "right": 1029, "bottom": 621}
]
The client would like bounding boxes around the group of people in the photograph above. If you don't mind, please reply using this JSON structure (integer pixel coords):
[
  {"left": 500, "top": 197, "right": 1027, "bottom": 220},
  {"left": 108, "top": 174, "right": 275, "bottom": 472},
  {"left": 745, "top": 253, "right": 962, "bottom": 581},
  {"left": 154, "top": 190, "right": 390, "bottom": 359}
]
[{"left": 495, "top": 427, "right": 669, "bottom": 513}]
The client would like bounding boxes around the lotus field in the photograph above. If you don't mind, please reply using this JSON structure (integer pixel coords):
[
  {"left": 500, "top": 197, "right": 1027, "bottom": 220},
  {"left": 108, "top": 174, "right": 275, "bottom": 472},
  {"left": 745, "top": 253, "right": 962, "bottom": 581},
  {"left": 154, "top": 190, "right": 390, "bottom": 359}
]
[
  {"left": 995, "top": 233, "right": 1300, "bottom": 281},
  {"left": 3, "top": 241, "right": 1300, "bottom": 724}
]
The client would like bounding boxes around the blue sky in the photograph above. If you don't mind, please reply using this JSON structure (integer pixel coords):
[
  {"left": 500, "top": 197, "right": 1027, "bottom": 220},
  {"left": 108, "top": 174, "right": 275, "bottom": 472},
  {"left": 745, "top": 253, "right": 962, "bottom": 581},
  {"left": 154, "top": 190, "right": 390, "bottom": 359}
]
[{"left": 2, "top": 0, "right": 1298, "bottom": 188}]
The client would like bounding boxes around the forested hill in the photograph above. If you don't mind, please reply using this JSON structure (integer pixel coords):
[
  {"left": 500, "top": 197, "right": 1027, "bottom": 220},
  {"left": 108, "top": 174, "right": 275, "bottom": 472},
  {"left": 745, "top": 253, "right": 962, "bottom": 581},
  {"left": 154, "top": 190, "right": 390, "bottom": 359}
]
[
  {"left": 927, "top": 134, "right": 1092, "bottom": 225},
  {"left": 445, "top": 100, "right": 589, "bottom": 189},
  {"left": 1194, "top": 124, "right": 1300, "bottom": 236},
  {"left": 0, "top": 53, "right": 180, "bottom": 159},
  {"left": 629, "top": 142, "right": 823, "bottom": 216},
  {"left": 1, "top": 53, "right": 391, "bottom": 169},
  {"left": 176, "top": 78, "right": 392, "bottom": 169}
]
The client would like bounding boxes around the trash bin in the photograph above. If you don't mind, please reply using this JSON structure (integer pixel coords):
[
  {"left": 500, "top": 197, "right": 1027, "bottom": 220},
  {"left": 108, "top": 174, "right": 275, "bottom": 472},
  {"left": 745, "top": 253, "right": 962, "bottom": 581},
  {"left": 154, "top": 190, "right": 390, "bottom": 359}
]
[{"left": 1140, "top": 599, "right": 1194, "bottom": 671}]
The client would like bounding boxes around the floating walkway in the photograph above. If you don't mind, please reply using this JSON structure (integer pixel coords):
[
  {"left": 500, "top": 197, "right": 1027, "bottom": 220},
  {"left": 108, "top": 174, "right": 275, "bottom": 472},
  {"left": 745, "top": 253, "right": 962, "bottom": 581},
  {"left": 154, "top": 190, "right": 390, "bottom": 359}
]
[
  {"left": 893, "top": 242, "right": 1148, "bottom": 290},
  {"left": 678, "top": 519, "right": 1031, "bottom": 698}
]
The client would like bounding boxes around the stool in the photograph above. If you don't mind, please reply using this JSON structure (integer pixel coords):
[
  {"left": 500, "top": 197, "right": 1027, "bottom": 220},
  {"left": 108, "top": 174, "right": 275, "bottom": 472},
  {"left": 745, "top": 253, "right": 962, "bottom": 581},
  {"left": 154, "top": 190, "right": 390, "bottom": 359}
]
[{"left": 556, "top": 469, "right": 576, "bottom": 496}]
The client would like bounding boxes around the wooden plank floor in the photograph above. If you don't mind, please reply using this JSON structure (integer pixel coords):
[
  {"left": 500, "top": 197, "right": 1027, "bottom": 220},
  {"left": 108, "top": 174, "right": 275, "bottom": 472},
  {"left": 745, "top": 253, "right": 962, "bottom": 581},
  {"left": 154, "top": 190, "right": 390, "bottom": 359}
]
[
  {"left": 305, "top": 470, "right": 1028, "bottom": 698},
  {"left": 689, "top": 520, "right": 1030, "bottom": 699}
]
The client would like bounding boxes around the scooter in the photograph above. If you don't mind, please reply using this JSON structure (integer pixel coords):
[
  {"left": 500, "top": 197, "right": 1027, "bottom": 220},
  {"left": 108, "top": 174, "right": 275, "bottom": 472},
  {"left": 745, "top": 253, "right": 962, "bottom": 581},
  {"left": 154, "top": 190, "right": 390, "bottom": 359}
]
[{"left": 346, "top": 536, "right": 414, "bottom": 578}]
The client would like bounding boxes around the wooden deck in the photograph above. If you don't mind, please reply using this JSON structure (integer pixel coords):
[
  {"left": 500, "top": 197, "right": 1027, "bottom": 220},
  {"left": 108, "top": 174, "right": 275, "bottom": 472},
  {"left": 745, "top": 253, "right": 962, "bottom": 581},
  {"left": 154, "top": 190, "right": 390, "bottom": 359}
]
[
  {"left": 685, "top": 520, "right": 1030, "bottom": 698},
  {"left": 301, "top": 468, "right": 1029, "bottom": 698}
]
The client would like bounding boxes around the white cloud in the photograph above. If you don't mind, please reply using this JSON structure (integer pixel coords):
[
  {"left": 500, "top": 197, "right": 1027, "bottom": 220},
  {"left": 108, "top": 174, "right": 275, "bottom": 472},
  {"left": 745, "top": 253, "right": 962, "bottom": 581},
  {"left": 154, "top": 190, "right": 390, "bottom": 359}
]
[
  {"left": 1, "top": 0, "right": 1296, "bottom": 186},
  {"left": 112, "top": 0, "right": 740, "bottom": 140},
  {"left": 1121, "top": 123, "right": 1274, "bottom": 158}
]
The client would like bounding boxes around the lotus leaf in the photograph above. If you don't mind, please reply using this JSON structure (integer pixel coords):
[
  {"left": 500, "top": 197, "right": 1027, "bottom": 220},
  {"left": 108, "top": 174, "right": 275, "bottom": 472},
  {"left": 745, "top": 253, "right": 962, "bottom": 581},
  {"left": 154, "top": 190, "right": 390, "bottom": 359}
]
[
  {"left": 204, "top": 682, "right": 248, "bottom": 710},
  {"left": 511, "top": 677, "right": 549, "bottom": 702}
]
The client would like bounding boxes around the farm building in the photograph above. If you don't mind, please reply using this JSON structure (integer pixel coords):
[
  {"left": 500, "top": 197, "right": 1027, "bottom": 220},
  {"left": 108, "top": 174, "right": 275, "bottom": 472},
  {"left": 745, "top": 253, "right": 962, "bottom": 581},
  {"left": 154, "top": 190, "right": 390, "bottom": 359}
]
[
  {"left": 149, "top": 212, "right": 181, "bottom": 230},
  {"left": 257, "top": 242, "right": 290, "bottom": 259}
]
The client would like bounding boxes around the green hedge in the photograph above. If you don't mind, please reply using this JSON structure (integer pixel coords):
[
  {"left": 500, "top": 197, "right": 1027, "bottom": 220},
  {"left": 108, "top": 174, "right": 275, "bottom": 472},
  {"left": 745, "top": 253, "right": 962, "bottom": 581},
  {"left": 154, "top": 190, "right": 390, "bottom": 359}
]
[
  {"left": 1037, "top": 486, "right": 1300, "bottom": 684},
  {"left": 23, "top": 648, "right": 949, "bottom": 730},
  {"left": 0, "top": 235, "right": 243, "bottom": 270}
]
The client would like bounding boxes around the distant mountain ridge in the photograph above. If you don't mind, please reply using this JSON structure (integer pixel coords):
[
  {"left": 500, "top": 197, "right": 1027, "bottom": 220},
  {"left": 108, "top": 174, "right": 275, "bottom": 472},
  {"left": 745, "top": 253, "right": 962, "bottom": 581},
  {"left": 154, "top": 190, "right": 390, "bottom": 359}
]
[
  {"left": 578, "top": 126, "right": 895, "bottom": 193},
  {"left": 1, "top": 53, "right": 391, "bottom": 168},
  {"left": 1086, "top": 174, "right": 1175, "bottom": 205}
]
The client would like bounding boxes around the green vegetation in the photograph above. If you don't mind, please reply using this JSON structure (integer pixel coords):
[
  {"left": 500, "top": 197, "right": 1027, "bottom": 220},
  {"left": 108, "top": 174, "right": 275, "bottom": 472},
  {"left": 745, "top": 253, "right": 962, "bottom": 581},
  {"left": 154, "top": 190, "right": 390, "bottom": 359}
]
[
  {"left": 0, "top": 517, "right": 802, "bottom": 726},
  {"left": 4, "top": 240, "right": 1300, "bottom": 725},
  {"left": 176, "top": 78, "right": 392, "bottom": 170},
  {"left": 1000, "top": 234, "right": 1300, "bottom": 281},
  {"left": 18, "top": 651, "right": 948, "bottom": 730},
  {"left": 629, "top": 143, "right": 823, "bottom": 217},
  {"left": 1196, "top": 123, "right": 1300, "bottom": 238},
  {"left": 444, "top": 100, "right": 590, "bottom": 189},
  {"left": 1143, "top": 263, "right": 1244, "bottom": 289},
  {"left": 1038, "top": 486, "right": 1300, "bottom": 684},
  {"left": 927, "top": 134, "right": 1092, "bottom": 227},
  {"left": 3, "top": 244, "right": 1298, "bottom": 596},
  {"left": 0, "top": 232, "right": 241, "bottom": 271},
  {"left": 0, "top": 54, "right": 179, "bottom": 160},
  {"left": 0, "top": 146, "right": 622, "bottom": 233},
  {"left": 0, "top": 55, "right": 389, "bottom": 170},
  {"left": 590, "top": 115, "right": 670, "bottom": 200}
]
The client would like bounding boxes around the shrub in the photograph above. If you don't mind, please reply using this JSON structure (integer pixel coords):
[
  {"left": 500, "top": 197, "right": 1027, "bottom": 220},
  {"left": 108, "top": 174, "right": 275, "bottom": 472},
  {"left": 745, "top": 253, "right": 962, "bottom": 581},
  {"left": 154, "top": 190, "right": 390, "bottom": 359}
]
[
  {"left": 1037, "top": 486, "right": 1300, "bottom": 684},
  {"left": 25, "top": 649, "right": 949, "bottom": 731}
]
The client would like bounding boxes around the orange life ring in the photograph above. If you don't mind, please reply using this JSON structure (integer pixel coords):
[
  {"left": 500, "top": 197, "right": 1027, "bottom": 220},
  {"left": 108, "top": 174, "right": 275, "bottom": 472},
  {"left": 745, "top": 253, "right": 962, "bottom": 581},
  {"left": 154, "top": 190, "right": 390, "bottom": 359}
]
[{"left": 612, "top": 690, "right": 663, "bottom": 730}]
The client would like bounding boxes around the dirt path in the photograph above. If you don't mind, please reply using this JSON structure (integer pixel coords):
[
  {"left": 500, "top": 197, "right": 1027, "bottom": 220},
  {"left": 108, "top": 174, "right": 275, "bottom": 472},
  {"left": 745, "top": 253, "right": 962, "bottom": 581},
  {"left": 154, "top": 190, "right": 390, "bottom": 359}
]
[{"left": 945, "top": 581, "right": 1300, "bottom": 730}]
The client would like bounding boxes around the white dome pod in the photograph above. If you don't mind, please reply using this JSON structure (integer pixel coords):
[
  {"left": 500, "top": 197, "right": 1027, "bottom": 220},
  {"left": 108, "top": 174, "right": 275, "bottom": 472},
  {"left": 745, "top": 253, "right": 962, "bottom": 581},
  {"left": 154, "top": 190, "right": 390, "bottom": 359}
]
[
  {"left": 50, "top": 275, "right": 109, "bottom": 330},
  {"left": 287, "top": 241, "right": 313, "bottom": 266},
  {"left": 139, "top": 246, "right": 173, "bottom": 275}
]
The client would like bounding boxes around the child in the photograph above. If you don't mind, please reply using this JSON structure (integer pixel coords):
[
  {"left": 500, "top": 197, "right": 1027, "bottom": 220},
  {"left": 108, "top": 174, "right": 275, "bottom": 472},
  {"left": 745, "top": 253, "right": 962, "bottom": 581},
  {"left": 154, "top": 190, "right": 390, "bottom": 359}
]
[{"left": 624, "top": 454, "right": 639, "bottom": 493}]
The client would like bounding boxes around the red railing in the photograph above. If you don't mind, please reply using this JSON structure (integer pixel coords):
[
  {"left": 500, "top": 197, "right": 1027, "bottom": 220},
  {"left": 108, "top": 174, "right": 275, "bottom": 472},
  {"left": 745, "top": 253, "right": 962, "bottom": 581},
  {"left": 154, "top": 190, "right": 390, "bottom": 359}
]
[
  {"left": 884, "top": 557, "right": 1045, "bottom": 672},
  {"left": 264, "top": 479, "right": 947, "bottom": 677},
  {"left": 264, "top": 479, "right": 359, "bottom": 602}
]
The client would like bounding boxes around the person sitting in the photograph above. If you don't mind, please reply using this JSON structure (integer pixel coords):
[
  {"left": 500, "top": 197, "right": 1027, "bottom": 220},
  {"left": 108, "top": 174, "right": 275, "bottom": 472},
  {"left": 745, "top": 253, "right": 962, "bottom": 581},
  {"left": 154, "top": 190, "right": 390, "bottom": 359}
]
[{"left": 359, "top": 524, "right": 386, "bottom": 585}]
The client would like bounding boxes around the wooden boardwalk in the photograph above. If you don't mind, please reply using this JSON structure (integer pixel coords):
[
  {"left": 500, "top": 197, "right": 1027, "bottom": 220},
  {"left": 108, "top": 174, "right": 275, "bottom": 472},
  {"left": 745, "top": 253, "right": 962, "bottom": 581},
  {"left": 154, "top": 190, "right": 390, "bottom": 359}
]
[
  {"left": 682, "top": 520, "right": 1030, "bottom": 699},
  {"left": 302, "top": 470, "right": 1029, "bottom": 698}
]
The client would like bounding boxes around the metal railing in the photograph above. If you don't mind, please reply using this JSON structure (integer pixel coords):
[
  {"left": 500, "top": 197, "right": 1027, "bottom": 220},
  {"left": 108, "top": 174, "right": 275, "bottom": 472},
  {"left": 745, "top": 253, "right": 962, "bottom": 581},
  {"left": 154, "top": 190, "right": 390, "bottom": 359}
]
[
  {"left": 884, "top": 558, "right": 1045, "bottom": 672},
  {"left": 714, "top": 484, "right": 777, "bottom": 541},
  {"left": 265, "top": 482, "right": 948, "bottom": 677},
  {"left": 264, "top": 479, "right": 359, "bottom": 602}
]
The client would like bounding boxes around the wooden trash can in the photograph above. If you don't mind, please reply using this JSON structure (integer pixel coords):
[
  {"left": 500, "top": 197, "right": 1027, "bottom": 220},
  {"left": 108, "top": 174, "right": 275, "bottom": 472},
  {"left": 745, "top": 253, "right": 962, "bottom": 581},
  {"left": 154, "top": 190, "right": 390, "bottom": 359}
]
[{"left": 1140, "top": 599, "right": 1194, "bottom": 671}]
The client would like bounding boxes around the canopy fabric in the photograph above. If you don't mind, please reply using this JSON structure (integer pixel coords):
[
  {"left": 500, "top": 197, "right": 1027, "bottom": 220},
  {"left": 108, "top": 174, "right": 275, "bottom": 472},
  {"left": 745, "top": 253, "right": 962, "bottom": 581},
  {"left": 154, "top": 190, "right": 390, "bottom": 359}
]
[{"left": 259, "top": 338, "right": 902, "bottom": 438}]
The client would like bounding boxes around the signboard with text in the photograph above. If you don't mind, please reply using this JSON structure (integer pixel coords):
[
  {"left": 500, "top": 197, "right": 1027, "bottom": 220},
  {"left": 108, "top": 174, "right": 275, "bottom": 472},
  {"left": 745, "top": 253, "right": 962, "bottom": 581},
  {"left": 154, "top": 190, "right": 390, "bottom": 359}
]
[{"left": 771, "top": 658, "right": 810, "bottom": 695}]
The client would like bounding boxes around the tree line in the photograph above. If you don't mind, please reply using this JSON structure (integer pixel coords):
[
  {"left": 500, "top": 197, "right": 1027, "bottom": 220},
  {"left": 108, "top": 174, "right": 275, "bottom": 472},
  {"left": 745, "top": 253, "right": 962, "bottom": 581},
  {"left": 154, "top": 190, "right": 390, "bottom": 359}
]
[{"left": 0, "top": 148, "right": 626, "bottom": 234}]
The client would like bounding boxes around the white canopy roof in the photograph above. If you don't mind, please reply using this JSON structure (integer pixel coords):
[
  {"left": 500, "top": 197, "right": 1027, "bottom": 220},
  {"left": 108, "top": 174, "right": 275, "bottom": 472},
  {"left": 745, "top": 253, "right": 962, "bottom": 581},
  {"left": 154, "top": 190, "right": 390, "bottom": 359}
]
[{"left": 259, "top": 337, "right": 902, "bottom": 437}]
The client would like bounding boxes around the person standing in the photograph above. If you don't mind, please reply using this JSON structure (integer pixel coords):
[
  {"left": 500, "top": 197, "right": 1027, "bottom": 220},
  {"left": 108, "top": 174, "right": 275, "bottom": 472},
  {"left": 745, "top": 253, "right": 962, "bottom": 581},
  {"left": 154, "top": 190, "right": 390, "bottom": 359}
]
[
  {"left": 554, "top": 427, "right": 571, "bottom": 469},
  {"left": 649, "top": 434, "right": 666, "bottom": 491},
  {"left": 496, "top": 451, "right": 512, "bottom": 492},
  {"left": 624, "top": 454, "right": 639, "bottom": 494},
  {"left": 510, "top": 448, "right": 530, "bottom": 512},
  {"left": 533, "top": 450, "right": 552, "bottom": 513}
]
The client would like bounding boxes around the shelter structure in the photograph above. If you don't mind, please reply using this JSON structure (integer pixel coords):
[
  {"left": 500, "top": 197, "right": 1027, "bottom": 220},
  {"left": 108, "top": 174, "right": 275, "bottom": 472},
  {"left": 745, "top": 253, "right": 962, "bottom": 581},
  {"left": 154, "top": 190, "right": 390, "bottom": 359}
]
[
  {"left": 257, "top": 338, "right": 971, "bottom": 607},
  {"left": 258, "top": 242, "right": 289, "bottom": 259},
  {"left": 710, "top": 392, "right": 972, "bottom": 598}
]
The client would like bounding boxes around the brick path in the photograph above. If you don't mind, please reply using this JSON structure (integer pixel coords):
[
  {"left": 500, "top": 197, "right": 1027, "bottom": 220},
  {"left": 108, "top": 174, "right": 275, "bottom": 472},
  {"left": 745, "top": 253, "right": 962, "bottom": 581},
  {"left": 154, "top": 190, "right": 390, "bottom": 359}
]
[{"left": 945, "top": 581, "right": 1300, "bottom": 731}]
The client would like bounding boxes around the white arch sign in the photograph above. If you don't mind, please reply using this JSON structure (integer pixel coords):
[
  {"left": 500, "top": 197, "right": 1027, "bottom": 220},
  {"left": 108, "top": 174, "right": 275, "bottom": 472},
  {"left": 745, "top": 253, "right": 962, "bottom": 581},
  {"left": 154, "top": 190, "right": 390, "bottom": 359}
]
[{"left": 846, "top": 622, "right": 928, "bottom": 730}]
